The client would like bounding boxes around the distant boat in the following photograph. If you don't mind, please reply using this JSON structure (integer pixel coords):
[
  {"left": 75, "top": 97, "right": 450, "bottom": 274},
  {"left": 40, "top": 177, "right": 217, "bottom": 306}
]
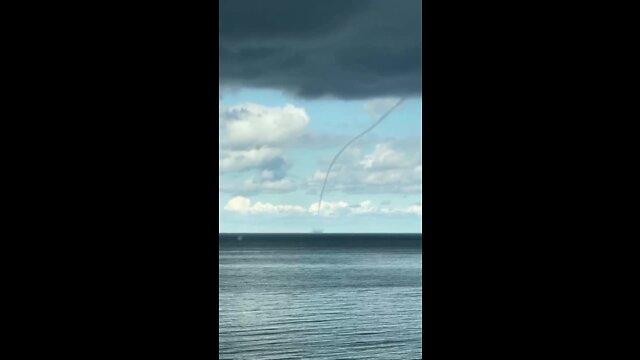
[{"left": 312, "top": 229, "right": 324, "bottom": 234}]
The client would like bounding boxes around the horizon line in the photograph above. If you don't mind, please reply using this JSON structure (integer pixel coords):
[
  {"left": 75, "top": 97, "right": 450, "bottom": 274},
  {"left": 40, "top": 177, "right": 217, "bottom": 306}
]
[{"left": 219, "top": 232, "right": 423, "bottom": 235}]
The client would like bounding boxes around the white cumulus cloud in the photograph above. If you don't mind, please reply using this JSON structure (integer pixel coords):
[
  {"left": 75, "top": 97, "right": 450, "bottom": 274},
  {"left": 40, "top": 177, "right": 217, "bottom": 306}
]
[
  {"left": 219, "top": 103, "right": 311, "bottom": 193},
  {"left": 308, "top": 142, "right": 422, "bottom": 194},
  {"left": 220, "top": 103, "right": 310, "bottom": 149},
  {"left": 219, "top": 147, "right": 284, "bottom": 172},
  {"left": 309, "top": 201, "right": 350, "bottom": 216},
  {"left": 360, "top": 144, "right": 410, "bottom": 170},
  {"left": 224, "top": 196, "right": 307, "bottom": 215},
  {"left": 224, "top": 197, "right": 421, "bottom": 217}
]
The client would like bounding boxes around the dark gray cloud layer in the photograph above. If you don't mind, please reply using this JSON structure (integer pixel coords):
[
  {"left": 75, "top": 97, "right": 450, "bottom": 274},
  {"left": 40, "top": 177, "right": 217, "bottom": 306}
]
[{"left": 219, "top": 0, "right": 422, "bottom": 99}]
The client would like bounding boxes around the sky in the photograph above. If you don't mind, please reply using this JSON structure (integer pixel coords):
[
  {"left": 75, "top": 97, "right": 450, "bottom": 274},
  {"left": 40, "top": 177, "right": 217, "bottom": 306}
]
[{"left": 219, "top": 0, "right": 422, "bottom": 233}]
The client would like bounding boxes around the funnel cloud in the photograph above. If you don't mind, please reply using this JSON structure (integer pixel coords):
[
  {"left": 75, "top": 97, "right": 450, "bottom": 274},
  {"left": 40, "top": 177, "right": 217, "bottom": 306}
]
[{"left": 317, "top": 98, "right": 406, "bottom": 216}]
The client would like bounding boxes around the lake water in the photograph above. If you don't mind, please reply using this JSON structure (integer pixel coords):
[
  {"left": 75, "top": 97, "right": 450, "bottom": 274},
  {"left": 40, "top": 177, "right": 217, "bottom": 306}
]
[{"left": 219, "top": 234, "right": 422, "bottom": 360}]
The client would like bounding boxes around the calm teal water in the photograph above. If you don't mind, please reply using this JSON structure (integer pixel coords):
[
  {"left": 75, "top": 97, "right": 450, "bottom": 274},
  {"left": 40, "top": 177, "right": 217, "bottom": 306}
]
[{"left": 219, "top": 234, "right": 422, "bottom": 360}]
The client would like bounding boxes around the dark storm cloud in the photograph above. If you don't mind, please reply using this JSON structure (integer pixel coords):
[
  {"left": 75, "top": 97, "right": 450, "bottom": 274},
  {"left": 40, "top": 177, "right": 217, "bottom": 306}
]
[{"left": 219, "top": 0, "right": 422, "bottom": 100}]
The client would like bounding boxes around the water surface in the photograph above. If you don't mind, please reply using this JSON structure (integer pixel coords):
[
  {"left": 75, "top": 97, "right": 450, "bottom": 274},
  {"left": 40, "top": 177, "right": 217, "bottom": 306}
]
[{"left": 219, "top": 234, "right": 422, "bottom": 360}]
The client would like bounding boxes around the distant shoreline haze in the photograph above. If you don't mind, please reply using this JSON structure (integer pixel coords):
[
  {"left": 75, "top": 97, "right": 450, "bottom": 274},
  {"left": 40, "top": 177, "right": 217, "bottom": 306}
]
[{"left": 219, "top": 233, "right": 422, "bottom": 249}]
